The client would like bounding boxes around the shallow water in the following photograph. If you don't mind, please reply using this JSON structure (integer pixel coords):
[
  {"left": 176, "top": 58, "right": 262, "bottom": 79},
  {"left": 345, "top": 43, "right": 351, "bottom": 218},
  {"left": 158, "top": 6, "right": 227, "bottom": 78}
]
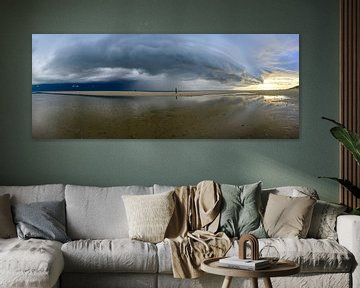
[{"left": 32, "top": 90, "right": 299, "bottom": 139}]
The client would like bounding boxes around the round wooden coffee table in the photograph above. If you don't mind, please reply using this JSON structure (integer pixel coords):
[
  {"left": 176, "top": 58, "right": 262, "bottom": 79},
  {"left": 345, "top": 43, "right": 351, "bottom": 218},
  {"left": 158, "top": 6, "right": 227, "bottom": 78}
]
[{"left": 201, "top": 257, "right": 300, "bottom": 288}]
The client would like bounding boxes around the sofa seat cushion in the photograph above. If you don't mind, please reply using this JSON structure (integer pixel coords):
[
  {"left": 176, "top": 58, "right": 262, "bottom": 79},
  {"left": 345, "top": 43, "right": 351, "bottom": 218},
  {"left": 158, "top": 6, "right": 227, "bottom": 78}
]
[
  {"left": 61, "top": 239, "right": 158, "bottom": 273},
  {"left": 0, "top": 238, "right": 64, "bottom": 288},
  {"left": 157, "top": 238, "right": 353, "bottom": 274},
  {"left": 231, "top": 238, "right": 353, "bottom": 273}
]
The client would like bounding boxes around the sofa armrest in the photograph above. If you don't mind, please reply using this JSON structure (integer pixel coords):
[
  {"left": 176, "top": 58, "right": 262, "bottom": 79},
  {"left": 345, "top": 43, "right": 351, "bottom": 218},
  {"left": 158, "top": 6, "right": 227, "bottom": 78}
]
[{"left": 337, "top": 215, "right": 360, "bottom": 288}]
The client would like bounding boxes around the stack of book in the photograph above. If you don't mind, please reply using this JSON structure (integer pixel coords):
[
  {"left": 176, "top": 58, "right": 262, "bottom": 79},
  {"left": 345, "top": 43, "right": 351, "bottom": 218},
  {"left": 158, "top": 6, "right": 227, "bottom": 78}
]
[{"left": 218, "top": 257, "right": 271, "bottom": 270}]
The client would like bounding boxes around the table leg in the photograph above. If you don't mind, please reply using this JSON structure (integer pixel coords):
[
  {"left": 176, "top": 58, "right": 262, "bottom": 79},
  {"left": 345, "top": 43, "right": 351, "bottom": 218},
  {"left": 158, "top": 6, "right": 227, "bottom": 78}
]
[
  {"left": 263, "top": 277, "right": 273, "bottom": 288},
  {"left": 221, "top": 276, "right": 233, "bottom": 288},
  {"left": 251, "top": 278, "right": 258, "bottom": 288}
]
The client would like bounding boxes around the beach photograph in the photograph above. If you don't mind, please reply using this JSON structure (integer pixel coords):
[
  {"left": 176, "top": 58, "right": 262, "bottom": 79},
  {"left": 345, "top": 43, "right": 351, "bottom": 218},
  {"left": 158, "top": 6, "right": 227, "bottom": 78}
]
[{"left": 32, "top": 34, "right": 299, "bottom": 139}]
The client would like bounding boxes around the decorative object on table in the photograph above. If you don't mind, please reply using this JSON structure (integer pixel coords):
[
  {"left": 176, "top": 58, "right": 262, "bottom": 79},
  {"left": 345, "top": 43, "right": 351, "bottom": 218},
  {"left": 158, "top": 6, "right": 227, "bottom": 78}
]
[
  {"left": 218, "top": 234, "right": 273, "bottom": 271},
  {"left": 32, "top": 34, "right": 299, "bottom": 139},
  {"left": 319, "top": 117, "right": 360, "bottom": 211},
  {"left": 259, "top": 245, "right": 280, "bottom": 265},
  {"left": 218, "top": 257, "right": 271, "bottom": 270},
  {"left": 237, "top": 234, "right": 279, "bottom": 267},
  {"left": 238, "top": 233, "right": 260, "bottom": 260},
  {"left": 201, "top": 257, "right": 300, "bottom": 288}
]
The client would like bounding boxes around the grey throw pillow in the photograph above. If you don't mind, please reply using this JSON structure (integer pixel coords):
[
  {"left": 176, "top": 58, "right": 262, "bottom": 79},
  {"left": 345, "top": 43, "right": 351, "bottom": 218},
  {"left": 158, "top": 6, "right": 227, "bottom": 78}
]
[
  {"left": 218, "top": 182, "right": 266, "bottom": 238},
  {"left": 12, "top": 200, "right": 70, "bottom": 243},
  {"left": 0, "top": 194, "right": 16, "bottom": 238},
  {"left": 307, "top": 200, "right": 347, "bottom": 240}
]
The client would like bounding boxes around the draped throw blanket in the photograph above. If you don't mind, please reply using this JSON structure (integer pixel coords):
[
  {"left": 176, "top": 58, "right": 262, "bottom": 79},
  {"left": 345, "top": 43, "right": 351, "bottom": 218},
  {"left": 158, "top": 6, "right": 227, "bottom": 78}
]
[{"left": 165, "top": 180, "right": 231, "bottom": 278}]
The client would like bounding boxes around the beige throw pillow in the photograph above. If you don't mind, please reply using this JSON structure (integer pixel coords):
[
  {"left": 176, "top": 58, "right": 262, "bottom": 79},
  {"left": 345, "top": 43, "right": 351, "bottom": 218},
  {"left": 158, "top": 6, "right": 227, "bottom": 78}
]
[
  {"left": 0, "top": 194, "right": 16, "bottom": 238},
  {"left": 263, "top": 193, "right": 316, "bottom": 238},
  {"left": 122, "top": 191, "right": 175, "bottom": 243}
]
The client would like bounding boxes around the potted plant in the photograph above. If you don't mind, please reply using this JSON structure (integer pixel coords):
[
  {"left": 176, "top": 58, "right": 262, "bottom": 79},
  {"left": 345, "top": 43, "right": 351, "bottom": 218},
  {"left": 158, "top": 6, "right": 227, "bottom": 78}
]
[{"left": 320, "top": 117, "right": 360, "bottom": 215}]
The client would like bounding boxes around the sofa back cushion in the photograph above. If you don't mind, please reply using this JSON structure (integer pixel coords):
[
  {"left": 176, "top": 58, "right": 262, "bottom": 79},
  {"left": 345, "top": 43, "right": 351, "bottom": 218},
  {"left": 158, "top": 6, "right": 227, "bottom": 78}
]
[
  {"left": 0, "top": 194, "right": 17, "bottom": 238},
  {"left": 65, "top": 185, "right": 153, "bottom": 239},
  {"left": 153, "top": 184, "right": 176, "bottom": 194},
  {"left": 0, "top": 184, "right": 65, "bottom": 204},
  {"left": 261, "top": 186, "right": 319, "bottom": 213}
]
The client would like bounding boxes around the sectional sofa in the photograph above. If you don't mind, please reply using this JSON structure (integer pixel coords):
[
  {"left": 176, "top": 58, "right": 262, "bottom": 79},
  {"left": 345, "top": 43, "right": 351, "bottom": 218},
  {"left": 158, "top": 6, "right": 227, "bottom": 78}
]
[{"left": 0, "top": 183, "right": 359, "bottom": 288}]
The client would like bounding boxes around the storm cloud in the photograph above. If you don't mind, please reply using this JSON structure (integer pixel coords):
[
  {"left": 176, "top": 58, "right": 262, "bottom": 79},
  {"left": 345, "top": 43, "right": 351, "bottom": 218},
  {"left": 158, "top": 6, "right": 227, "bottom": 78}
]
[{"left": 32, "top": 34, "right": 299, "bottom": 90}]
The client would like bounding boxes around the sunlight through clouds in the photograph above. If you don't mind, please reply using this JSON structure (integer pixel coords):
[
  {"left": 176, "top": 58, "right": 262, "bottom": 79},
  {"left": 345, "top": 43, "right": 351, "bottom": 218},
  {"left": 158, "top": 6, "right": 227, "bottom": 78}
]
[{"left": 32, "top": 34, "right": 299, "bottom": 91}]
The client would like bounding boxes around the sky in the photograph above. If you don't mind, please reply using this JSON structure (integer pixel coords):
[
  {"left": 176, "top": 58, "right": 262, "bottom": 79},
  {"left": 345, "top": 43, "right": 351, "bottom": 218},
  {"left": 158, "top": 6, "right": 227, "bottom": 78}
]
[{"left": 32, "top": 34, "right": 299, "bottom": 91}]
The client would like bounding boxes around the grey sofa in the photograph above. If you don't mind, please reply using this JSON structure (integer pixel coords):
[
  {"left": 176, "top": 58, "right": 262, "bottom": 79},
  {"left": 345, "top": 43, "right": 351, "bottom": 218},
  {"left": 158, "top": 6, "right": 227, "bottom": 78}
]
[{"left": 0, "top": 184, "right": 359, "bottom": 288}]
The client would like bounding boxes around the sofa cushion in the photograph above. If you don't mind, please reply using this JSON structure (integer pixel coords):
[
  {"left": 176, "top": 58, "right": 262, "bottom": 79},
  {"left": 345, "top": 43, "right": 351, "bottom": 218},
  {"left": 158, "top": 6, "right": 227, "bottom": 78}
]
[
  {"left": 0, "top": 238, "right": 64, "bottom": 288},
  {"left": 261, "top": 238, "right": 354, "bottom": 273},
  {"left": 0, "top": 194, "right": 16, "bottom": 238},
  {"left": 153, "top": 184, "right": 176, "bottom": 194},
  {"left": 12, "top": 200, "right": 70, "bottom": 243},
  {"left": 261, "top": 186, "right": 319, "bottom": 213},
  {"left": 307, "top": 200, "right": 347, "bottom": 240},
  {"left": 61, "top": 273, "right": 157, "bottom": 288},
  {"left": 0, "top": 184, "right": 65, "bottom": 204},
  {"left": 218, "top": 182, "right": 266, "bottom": 238},
  {"left": 157, "top": 238, "right": 353, "bottom": 274},
  {"left": 122, "top": 191, "right": 175, "bottom": 243},
  {"left": 61, "top": 239, "right": 158, "bottom": 273},
  {"left": 234, "top": 238, "right": 353, "bottom": 273},
  {"left": 263, "top": 194, "right": 316, "bottom": 238},
  {"left": 65, "top": 185, "right": 153, "bottom": 239}
]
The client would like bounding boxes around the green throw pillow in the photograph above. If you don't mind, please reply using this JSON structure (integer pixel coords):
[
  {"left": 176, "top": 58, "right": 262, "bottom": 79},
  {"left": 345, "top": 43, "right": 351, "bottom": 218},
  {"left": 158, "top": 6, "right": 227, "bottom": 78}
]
[{"left": 218, "top": 182, "right": 266, "bottom": 238}]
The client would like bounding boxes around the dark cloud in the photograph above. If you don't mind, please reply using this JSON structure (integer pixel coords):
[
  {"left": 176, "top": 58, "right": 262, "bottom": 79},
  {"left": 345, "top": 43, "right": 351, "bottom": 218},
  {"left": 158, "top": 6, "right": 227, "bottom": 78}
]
[{"left": 41, "top": 35, "right": 261, "bottom": 87}]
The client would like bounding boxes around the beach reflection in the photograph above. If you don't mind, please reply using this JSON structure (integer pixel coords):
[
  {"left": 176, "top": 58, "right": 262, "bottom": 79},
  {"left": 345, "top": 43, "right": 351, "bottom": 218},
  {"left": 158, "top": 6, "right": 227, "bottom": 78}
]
[{"left": 32, "top": 89, "right": 299, "bottom": 139}]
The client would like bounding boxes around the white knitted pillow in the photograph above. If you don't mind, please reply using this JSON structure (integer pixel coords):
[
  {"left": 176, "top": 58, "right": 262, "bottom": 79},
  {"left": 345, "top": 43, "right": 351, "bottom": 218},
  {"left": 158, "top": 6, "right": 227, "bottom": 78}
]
[{"left": 122, "top": 191, "right": 175, "bottom": 243}]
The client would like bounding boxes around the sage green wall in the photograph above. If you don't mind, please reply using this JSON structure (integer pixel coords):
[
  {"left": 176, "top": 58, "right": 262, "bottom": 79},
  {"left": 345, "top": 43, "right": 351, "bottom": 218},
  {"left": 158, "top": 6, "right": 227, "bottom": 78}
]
[{"left": 0, "top": 0, "right": 339, "bottom": 202}]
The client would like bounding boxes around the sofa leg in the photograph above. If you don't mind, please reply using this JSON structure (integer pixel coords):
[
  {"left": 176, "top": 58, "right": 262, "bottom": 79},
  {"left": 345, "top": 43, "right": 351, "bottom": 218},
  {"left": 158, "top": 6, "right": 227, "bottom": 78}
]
[
  {"left": 263, "top": 277, "right": 273, "bottom": 288},
  {"left": 251, "top": 278, "right": 258, "bottom": 288},
  {"left": 221, "top": 276, "right": 232, "bottom": 288}
]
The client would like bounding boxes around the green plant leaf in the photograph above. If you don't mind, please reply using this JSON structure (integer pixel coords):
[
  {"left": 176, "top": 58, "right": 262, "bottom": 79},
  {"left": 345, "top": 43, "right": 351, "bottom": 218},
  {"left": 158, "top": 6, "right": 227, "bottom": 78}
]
[
  {"left": 330, "top": 127, "right": 360, "bottom": 165},
  {"left": 318, "top": 177, "right": 360, "bottom": 198},
  {"left": 322, "top": 117, "right": 360, "bottom": 165},
  {"left": 351, "top": 208, "right": 360, "bottom": 215}
]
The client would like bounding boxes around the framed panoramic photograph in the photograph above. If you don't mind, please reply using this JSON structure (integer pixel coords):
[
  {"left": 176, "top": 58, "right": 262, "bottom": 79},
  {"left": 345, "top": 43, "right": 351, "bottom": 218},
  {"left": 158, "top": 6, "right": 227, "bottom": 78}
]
[{"left": 32, "top": 34, "right": 299, "bottom": 139}]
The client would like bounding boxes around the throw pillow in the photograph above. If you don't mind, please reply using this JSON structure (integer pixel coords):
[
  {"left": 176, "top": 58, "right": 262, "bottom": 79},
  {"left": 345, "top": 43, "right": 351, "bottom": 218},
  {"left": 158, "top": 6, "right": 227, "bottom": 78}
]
[
  {"left": 218, "top": 182, "right": 266, "bottom": 238},
  {"left": 307, "top": 200, "right": 347, "bottom": 240},
  {"left": 263, "top": 193, "right": 316, "bottom": 238},
  {"left": 12, "top": 200, "right": 70, "bottom": 243},
  {"left": 122, "top": 190, "right": 175, "bottom": 243},
  {"left": 0, "top": 194, "right": 16, "bottom": 238}
]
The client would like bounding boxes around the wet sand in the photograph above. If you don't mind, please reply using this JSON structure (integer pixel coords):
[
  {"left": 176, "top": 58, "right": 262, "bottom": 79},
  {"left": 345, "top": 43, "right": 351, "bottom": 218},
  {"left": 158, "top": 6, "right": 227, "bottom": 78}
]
[
  {"left": 36, "top": 90, "right": 257, "bottom": 97},
  {"left": 32, "top": 89, "right": 299, "bottom": 139}
]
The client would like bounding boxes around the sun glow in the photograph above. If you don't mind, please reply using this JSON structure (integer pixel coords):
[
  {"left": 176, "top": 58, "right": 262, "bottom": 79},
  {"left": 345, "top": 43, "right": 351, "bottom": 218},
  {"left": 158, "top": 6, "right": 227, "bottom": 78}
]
[{"left": 236, "top": 70, "right": 299, "bottom": 91}]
